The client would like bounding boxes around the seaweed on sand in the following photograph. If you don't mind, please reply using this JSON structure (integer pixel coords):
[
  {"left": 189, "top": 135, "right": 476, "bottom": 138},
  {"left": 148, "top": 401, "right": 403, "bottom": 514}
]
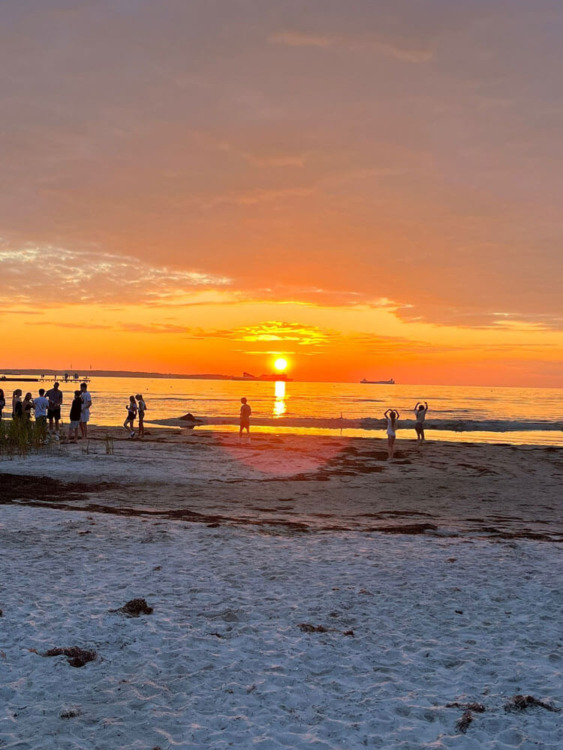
[
  {"left": 113, "top": 598, "right": 154, "bottom": 617},
  {"left": 42, "top": 647, "right": 97, "bottom": 668},
  {"left": 504, "top": 695, "right": 560, "bottom": 713}
]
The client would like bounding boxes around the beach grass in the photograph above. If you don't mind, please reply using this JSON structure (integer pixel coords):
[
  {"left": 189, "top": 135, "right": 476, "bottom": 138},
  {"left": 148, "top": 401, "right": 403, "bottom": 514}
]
[{"left": 0, "top": 418, "right": 47, "bottom": 458}]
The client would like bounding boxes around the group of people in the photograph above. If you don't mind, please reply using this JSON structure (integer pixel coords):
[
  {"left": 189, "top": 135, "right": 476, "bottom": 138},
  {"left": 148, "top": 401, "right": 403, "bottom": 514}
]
[
  {"left": 237, "top": 397, "right": 429, "bottom": 457},
  {"left": 0, "top": 382, "right": 92, "bottom": 442},
  {"left": 1, "top": 387, "right": 427, "bottom": 454},
  {"left": 384, "top": 401, "right": 428, "bottom": 458},
  {"left": 122, "top": 395, "right": 147, "bottom": 438}
]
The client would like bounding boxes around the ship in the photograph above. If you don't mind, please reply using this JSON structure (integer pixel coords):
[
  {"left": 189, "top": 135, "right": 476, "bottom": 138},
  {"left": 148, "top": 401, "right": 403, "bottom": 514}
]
[
  {"left": 360, "top": 378, "right": 395, "bottom": 385},
  {"left": 231, "top": 372, "right": 293, "bottom": 382}
]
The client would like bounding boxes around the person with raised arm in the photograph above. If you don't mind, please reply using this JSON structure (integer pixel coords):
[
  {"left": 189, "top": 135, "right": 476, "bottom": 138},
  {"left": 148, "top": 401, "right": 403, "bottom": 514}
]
[
  {"left": 384, "top": 408, "right": 400, "bottom": 459},
  {"left": 413, "top": 401, "right": 429, "bottom": 443}
]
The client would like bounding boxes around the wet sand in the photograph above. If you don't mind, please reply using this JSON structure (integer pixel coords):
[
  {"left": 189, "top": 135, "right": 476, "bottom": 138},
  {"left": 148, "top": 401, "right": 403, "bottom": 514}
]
[{"left": 1, "top": 427, "right": 562, "bottom": 541}]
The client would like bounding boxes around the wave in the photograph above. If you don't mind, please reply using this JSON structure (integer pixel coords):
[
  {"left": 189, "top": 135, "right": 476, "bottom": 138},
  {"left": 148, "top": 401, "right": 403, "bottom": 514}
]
[{"left": 154, "top": 415, "right": 563, "bottom": 433}]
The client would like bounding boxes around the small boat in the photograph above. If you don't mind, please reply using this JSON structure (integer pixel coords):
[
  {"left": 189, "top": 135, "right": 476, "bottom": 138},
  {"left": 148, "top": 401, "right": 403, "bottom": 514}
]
[{"left": 360, "top": 378, "right": 395, "bottom": 385}]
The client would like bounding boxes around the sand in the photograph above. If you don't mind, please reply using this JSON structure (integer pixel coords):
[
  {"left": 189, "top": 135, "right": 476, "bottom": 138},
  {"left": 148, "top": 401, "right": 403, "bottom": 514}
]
[{"left": 0, "top": 428, "right": 562, "bottom": 748}]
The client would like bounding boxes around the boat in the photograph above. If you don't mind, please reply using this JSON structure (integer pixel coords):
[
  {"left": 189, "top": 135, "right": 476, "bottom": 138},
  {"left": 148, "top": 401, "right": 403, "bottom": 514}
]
[{"left": 360, "top": 378, "right": 395, "bottom": 385}]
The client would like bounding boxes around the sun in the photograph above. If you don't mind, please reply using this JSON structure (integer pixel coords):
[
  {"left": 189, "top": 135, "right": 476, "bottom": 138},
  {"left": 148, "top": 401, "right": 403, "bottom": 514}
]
[{"left": 274, "top": 357, "right": 288, "bottom": 372}]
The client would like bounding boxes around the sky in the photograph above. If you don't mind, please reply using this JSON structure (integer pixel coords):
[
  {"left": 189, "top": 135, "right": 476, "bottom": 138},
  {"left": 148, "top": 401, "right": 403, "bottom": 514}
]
[{"left": 1, "top": 0, "right": 562, "bottom": 386}]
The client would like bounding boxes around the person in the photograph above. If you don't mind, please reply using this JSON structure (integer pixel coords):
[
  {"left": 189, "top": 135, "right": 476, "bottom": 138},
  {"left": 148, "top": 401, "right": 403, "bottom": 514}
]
[
  {"left": 12, "top": 389, "right": 23, "bottom": 419},
  {"left": 384, "top": 408, "right": 400, "bottom": 459},
  {"left": 413, "top": 401, "right": 429, "bottom": 443},
  {"left": 34, "top": 388, "right": 49, "bottom": 439},
  {"left": 239, "top": 397, "right": 251, "bottom": 442},
  {"left": 0, "top": 388, "right": 5, "bottom": 421},
  {"left": 46, "top": 382, "right": 63, "bottom": 440},
  {"left": 80, "top": 382, "right": 92, "bottom": 439},
  {"left": 123, "top": 395, "right": 137, "bottom": 438},
  {"left": 136, "top": 394, "right": 146, "bottom": 438},
  {"left": 68, "top": 390, "right": 82, "bottom": 443},
  {"left": 22, "top": 392, "right": 34, "bottom": 421}
]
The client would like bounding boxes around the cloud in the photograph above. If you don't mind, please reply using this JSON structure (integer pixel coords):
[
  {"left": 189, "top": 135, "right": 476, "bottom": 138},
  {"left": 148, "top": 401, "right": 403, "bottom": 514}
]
[
  {"left": 269, "top": 31, "right": 435, "bottom": 63},
  {"left": 185, "top": 321, "right": 332, "bottom": 347},
  {"left": 184, "top": 320, "right": 439, "bottom": 355},
  {"left": 119, "top": 323, "right": 188, "bottom": 334},
  {"left": 0, "top": 244, "right": 231, "bottom": 307},
  {"left": 0, "top": 0, "right": 562, "bottom": 337}
]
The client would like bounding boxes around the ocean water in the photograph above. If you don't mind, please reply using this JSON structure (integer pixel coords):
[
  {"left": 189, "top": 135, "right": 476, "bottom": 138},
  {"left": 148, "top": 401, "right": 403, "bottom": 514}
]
[{"left": 24, "top": 377, "right": 563, "bottom": 446}]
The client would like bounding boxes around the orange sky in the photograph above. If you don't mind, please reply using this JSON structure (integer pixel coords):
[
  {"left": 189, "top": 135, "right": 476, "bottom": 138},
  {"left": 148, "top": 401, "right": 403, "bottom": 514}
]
[{"left": 1, "top": 1, "right": 562, "bottom": 387}]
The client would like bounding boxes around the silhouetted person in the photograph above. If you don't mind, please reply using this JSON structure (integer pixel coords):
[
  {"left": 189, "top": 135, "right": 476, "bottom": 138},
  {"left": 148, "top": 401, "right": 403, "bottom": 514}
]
[
  {"left": 239, "top": 397, "right": 251, "bottom": 442},
  {"left": 413, "top": 401, "right": 428, "bottom": 443},
  {"left": 384, "top": 408, "right": 400, "bottom": 459},
  {"left": 46, "top": 381, "right": 63, "bottom": 440},
  {"left": 80, "top": 382, "right": 92, "bottom": 439}
]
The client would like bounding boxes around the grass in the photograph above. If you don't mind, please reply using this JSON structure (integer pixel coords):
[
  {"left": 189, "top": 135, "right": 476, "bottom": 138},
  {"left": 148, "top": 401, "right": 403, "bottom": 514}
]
[{"left": 0, "top": 418, "right": 48, "bottom": 458}]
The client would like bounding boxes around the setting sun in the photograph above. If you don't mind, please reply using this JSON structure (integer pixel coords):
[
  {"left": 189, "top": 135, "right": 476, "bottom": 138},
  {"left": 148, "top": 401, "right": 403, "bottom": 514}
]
[{"left": 274, "top": 357, "right": 288, "bottom": 372}]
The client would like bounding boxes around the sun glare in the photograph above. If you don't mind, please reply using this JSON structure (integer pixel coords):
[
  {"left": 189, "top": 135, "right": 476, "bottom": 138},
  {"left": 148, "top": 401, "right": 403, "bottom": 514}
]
[{"left": 274, "top": 357, "right": 288, "bottom": 372}]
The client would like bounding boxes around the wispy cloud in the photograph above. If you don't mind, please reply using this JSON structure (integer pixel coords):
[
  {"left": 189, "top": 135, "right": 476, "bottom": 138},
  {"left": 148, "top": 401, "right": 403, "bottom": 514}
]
[
  {"left": 0, "top": 244, "right": 231, "bottom": 307},
  {"left": 120, "top": 323, "right": 188, "bottom": 334},
  {"left": 269, "top": 31, "right": 435, "bottom": 63}
]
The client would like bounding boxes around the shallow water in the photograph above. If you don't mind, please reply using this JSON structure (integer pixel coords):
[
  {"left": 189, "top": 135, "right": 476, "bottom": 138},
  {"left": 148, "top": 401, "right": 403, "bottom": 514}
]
[{"left": 19, "top": 377, "right": 563, "bottom": 445}]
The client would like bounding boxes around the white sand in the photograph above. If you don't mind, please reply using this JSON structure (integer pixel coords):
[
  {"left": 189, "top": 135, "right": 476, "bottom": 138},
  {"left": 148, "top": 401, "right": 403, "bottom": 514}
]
[{"left": 1, "top": 504, "right": 561, "bottom": 749}]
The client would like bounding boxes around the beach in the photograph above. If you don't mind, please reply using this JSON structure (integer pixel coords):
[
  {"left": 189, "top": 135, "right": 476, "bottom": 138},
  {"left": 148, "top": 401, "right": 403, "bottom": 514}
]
[{"left": 1, "top": 429, "right": 562, "bottom": 748}]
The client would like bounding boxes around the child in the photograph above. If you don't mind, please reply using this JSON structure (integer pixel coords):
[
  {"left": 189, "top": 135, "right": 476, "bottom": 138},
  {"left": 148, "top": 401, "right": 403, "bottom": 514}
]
[
  {"left": 413, "top": 401, "right": 429, "bottom": 443},
  {"left": 136, "top": 394, "right": 146, "bottom": 438},
  {"left": 239, "top": 397, "right": 251, "bottom": 442},
  {"left": 124, "top": 395, "right": 137, "bottom": 438},
  {"left": 68, "top": 390, "right": 82, "bottom": 443},
  {"left": 384, "top": 408, "right": 400, "bottom": 459}
]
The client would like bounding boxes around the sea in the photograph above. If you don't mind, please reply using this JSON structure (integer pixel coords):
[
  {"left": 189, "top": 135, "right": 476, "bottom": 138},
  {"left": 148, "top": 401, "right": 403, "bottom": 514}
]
[{"left": 23, "top": 376, "right": 563, "bottom": 446}]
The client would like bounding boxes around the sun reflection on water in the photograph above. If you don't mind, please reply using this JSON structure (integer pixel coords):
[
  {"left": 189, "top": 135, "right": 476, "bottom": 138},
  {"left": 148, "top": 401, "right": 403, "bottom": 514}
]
[{"left": 274, "top": 380, "right": 286, "bottom": 417}]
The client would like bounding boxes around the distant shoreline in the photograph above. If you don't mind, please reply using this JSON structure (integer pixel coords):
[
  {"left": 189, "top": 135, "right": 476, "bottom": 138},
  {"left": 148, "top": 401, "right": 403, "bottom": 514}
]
[{"left": 0, "top": 369, "right": 244, "bottom": 381}]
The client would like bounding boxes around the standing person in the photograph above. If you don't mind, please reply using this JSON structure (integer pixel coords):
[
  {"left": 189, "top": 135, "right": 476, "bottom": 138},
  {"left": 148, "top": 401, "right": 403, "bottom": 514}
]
[
  {"left": 239, "top": 397, "right": 251, "bottom": 442},
  {"left": 46, "top": 382, "right": 63, "bottom": 440},
  {"left": 34, "top": 388, "right": 49, "bottom": 439},
  {"left": 0, "top": 388, "right": 5, "bottom": 421},
  {"left": 123, "top": 395, "right": 137, "bottom": 438},
  {"left": 68, "top": 390, "right": 82, "bottom": 443},
  {"left": 12, "top": 389, "right": 23, "bottom": 419},
  {"left": 413, "top": 401, "right": 429, "bottom": 443},
  {"left": 79, "top": 382, "right": 92, "bottom": 439},
  {"left": 384, "top": 408, "right": 400, "bottom": 459},
  {"left": 22, "top": 392, "right": 34, "bottom": 421},
  {"left": 136, "top": 394, "right": 146, "bottom": 438}
]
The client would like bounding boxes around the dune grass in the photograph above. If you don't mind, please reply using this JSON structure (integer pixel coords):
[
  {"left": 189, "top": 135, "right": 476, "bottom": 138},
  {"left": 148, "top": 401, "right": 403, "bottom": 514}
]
[{"left": 0, "top": 418, "right": 48, "bottom": 458}]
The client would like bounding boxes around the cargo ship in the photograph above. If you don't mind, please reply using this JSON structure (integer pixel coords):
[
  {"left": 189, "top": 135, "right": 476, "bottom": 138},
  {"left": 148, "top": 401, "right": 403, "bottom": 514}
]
[{"left": 360, "top": 378, "right": 395, "bottom": 384}]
